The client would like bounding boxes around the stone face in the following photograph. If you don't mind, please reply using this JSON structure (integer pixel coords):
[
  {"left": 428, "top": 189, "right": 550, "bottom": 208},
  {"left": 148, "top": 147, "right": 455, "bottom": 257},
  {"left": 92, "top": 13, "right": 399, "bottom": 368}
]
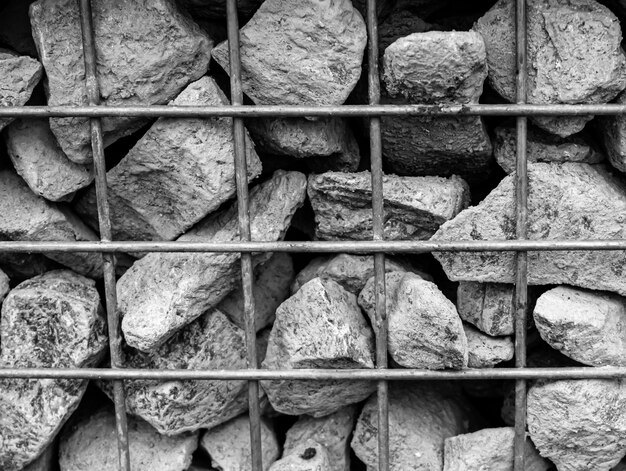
[
  {"left": 75, "top": 77, "right": 262, "bottom": 241},
  {"left": 308, "top": 171, "right": 470, "bottom": 241},
  {"left": 199, "top": 414, "right": 280, "bottom": 471},
  {"left": 59, "top": 408, "right": 198, "bottom": 471},
  {"left": 269, "top": 440, "right": 331, "bottom": 471},
  {"left": 432, "top": 163, "right": 626, "bottom": 296},
  {"left": 0, "top": 270, "right": 107, "bottom": 471},
  {"left": 0, "top": 49, "right": 42, "bottom": 131},
  {"left": 474, "top": 0, "right": 626, "bottom": 137},
  {"left": 457, "top": 282, "right": 518, "bottom": 336},
  {"left": 0, "top": 170, "right": 103, "bottom": 278},
  {"left": 0, "top": 269, "right": 8, "bottom": 303},
  {"left": 261, "top": 278, "right": 376, "bottom": 417},
  {"left": 359, "top": 271, "right": 468, "bottom": 370},
  {"left": 5, "top": 118, "right": 94, "bottom": 202},
  {"left": 118, "top": 170, "right": 307, "bottom": 352},
  {"left": 601, "top": 90, "right": 626, "bottom": 173},
  {"left": 464, "top": 324, "right": 514, "bottom": 368},
  {"left": 528, "top": 379, "right": 626, "bottom": 471},
  {"left": 212, "top": 0, "right": 366, "bottom": 106},
  {"left": 30, "top": 0, "right": 212, "bottom": 164},
  {"left": 283, "top": 405, "right": 357, "bottom": 471}
]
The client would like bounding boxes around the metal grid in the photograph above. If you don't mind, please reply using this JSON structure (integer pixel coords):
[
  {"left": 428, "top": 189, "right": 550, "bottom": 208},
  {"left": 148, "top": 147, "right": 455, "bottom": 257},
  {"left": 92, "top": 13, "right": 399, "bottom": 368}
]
[{"left": 1, "top": 0, "right": 625, "bottom": 469}]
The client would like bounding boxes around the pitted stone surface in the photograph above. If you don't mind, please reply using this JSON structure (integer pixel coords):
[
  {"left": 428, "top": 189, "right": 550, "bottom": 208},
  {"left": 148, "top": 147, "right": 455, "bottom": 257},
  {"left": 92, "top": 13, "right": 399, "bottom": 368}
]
[
  {"left": 457, "top": 282, "right": 518, "bottom": 336},
  {"left": 0, "top": 49, "right": 42, "bottom": 131},
  {"left": 269, "top": 440, "right": 331, "bottom": 471},
  {"left": 464, "top": 324, "right": 514, "bottom": 368}
]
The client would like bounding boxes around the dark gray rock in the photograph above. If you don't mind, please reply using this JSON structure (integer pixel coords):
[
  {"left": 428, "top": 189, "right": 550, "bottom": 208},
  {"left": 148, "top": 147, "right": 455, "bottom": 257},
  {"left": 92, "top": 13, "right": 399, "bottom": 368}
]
[
  {"left": 269, "top": 440, "right": 331, "bottom": 471},
  {"left": 23, "top": 443, "right": 56, "bottom": 471},
  {"left": 601, "top": 90, "right": 626, "bottom": 173},
  {"left": 0, "top": 49, "right": 42, "bottom": 131},
  {"left": 464, "top": 324, "right": 514, "bottom": 368},
  {"left": 0, "top": 250, "right": 58, "bottom": 281},
  {"left": 379, "top": 8, "right": 433, "bottom": 52}
]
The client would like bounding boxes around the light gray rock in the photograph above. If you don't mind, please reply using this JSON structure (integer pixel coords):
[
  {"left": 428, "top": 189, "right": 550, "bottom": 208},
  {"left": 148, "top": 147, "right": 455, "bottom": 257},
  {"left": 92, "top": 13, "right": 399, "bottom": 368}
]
[
  {"left": 528, "top": 379, "right": 626, "bottom": 471},
  {"left": 457, "top": 282, "right": 517, "bottom": 336},
  {"left": 432, "top": 163, "right": 626, "bottom": 296},
  {"left": 474, "top": 0, "right": 626, "bottom": 137},
  {"left": 23, "top": 443, "right": 56, "bottom": 471},
  {"left": 5, "top": 118, "right": 94, "bottom": 202},
  {"left": 59, "top": 408, "right": 198, "bottom": 471},
  {"left": 359, "top": 271, "right": 468, "bottom": 369},
  {"left": 30, "top": 0, "right": 212, "bottom": 164},
  {"left": 212, "top": 0, "right": 366, "bottom": 106},
  {"left": 308, "top": 171, "right": 470, "bottom": 241},
  {"left": 269, "top": 441, "right": 331, "bottom": 471},
  {"left": 0, "top": 49, "right": 42, "bottom": 131},
  {"left": 261, "top": 278, "right": 375, "bottom": 417},
  {"left": 0, "top": 269, "right": 8, "bottom": 303},
  {"left": 199, "top": 414, "right": 280, "bottom": 471},
  {"left": 75, "top": 77, "right": 261, "bottom": 241},
  {"left": 601, "top": 90, "right": 626, "bottom": 173},
  {"left": 0, "top": 270, "right": 107, "bottom": 471},
  {"left": 0, "top": 170, "right": 103, "bottom": 278},
  {"left": 118, "top": 170, "right": 307, "bottom": 352},
  {"left": 464, "top": 324, "right": 514, "bottom": 368}
]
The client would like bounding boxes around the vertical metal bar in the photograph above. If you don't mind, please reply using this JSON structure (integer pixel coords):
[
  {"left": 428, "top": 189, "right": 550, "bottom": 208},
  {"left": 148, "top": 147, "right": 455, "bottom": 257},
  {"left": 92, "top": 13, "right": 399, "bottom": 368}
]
[
  {"left": 366, "top": 1, "right": 389, "bottom": 470},
  {"left": 225, "top": 1, "right": 263, "bottom": 470},
  {"left": 513, "top": 0, "right": 529, "bottom": 469},
  {"left": 77, "top": 1, "right": 131, "bottom": 470}
]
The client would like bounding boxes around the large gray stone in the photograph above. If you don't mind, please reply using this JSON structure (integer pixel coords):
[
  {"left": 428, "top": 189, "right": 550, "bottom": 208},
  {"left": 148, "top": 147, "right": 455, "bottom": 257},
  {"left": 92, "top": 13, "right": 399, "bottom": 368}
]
[
  {"left": 212, "top": 0, "right": 366, "bottom": 106},
  {"left": 474, "top": 0, "right": 626, "bottom": 137},
  {"left": 75, "top": 77, "right": 262, "bottom": 241},
  {"left": 0, "top": 49, "right": 42, "bottom": 131},
  {"left": 261, "top": 278, "right": 375, "bottom": 417},
  {"left": 308, "top": 171, "right": 470, "bottom": 241},
  {"left": 0, "top": 170, "right": 103, "bottom": 278},
  {"left": 0, "top": 270, "right": 107, "bottom": 471},
  {"left": 0, "top": 269, "right": 8, "bottom": 303},
  {"left": 29, "top": 0, "right": 212, "bottom": 164},
  {"left": 118, "top": 170, "right": 307, "bottom": 352},
  {"left": 432, "top": 163, "right": 626, "bottom": 296},
  {"left": 457, "top": 282, "right": 518, "bottom": 336},
  {"left": 464, "top": 324, "right": 514, "bottom": 368},
  {"left": 269, "top": 440, "right": 331, "bottom": 471},
  {"left": 601, "top": 90, "right": 626, "bottom": 173}
]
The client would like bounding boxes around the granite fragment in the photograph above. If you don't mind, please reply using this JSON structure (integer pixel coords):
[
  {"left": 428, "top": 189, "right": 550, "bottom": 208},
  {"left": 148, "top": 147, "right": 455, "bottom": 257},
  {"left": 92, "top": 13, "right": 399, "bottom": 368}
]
[{"left": 0, "top": 49, "right": 42, "bottom": 131}]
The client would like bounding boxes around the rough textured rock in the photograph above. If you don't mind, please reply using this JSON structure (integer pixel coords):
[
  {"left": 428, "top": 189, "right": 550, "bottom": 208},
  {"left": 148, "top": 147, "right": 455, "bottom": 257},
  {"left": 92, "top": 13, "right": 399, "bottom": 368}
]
[
  {"left": 601, "top": 90, "right": 626, "bottom": 173},
  {"left": 464, "top": 324, "right": 514, "bottom": 368},
  {"left": 0, "top": 269, "right": 8, "bottom": 303},
  {"left": 5, "top": 118, "right": 94, "bottom": 202},
  {"left": 443, "top": 427, "right": 549, "bottom": 471},
  {"left": 199, "top": 414, "right": 280, "bottom": 471},
  {"left": 261, "top": 278, "right": 375, "bottom": 417},
  {"left": 0, "top": 270, "right": 107, "bottom": 471},
  {"left": 352, "top": 383, "right": 470, "bottom": 470},
  {"left": 0, "top": 49, "right": 42, "bottom": 131},
  {"left": 283, "top": 405, "right": 357, "bottom": 471},
  {"left": 432, "top": 163, "right": 626, "bottom": 296},
  {"left": 534, "top": 286, "right": 626, "bottom": 366},
  {"left": 457, "top": 282, "right": 518, "bottom": 336},
  {"left": 75, "top": 77, "right": 261, "bottom": 241},
  {"left": 30, "top": 0, "right": 212, "bottom": 163},
  {"left": 359, "top": 271, "right": 468, "bottom": 369},
  {"left": 118, "top": 170, "right": 307, "bottom": 352},
  {"left": 212, "top": 0, "right": 366, "bottom": 106},
  {"left": 494, "top": 126, "right": 604, "bottom": 174},
  {"left": 528, "top": 379, "right": 626, "bottom": 471},
  {"left": 0, "top": 170, "right": 103, "bottom": 278},
  {"left": 269, "top": 440, "right": 331, "bottom": 471},
  {"left": 474, "top": 0, "right": 626, "bottom": 137},
  {"left": 59, "top": 408, "right": 198, "bottom": 471},
  {"left": 308, "top": 171, "right": 470, "bottom": 241}
]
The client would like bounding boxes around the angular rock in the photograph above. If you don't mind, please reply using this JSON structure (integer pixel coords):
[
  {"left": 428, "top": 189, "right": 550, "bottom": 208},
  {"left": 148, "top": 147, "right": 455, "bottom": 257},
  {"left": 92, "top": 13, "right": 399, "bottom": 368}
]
[
  {"left": 261, "top": 278, "right": 376, "bottom": 417},
  {"left": 601, "top": 90, "right": 626, "bottom": 173},
  {"left": 59, "top": 408, "right": 198, "bottom": 471},
  {"left": 5, "top": 118, "right": 94, "bottom": 202},
  {"left": 283, "top": 405, "right": 357, "bottom": 471},
  {"left": 308, "top": 171, "right": 470, "bottom": 241},
  {"left": 528, "top": 379, "right": 626, "bottom": 471},
  {"left": 0, "top": 170, "right": 103, "bottom": 278},
  {"left": 359, "top": 271, "right": 468, "bottom": 369},
  {"left": 199, "top": 414, "right": 280, "bottom": 471},
  {"left": 0, "top": 49, "right": 42, "bottom": 131},
  {"left": 474, "top": 0, "right": 626, "bottom": 137},
  {"left": 0, "top": 269, "right": 8, "bottom": 303},
  {"left": 269, "top": 440, "right": 330, "bottom": 471},
  {"left": 30, "top": 0, "right": 212, "bottom": 163},
  {"left": 212, "top": 0, "right": 366, "bottom": 106},
  {"left": 432, "top": 163, "right": 626, "bottom": 296},
  {"left": 75, "top": 77, "right": 262, "bottom": 241},
  {"left": 24, "top": 443, "right": 56, "bottom": 471},
  {"left": 457, "top": 282, "right": 517, "bottom": 336},
  {"left": 464, "top": 324, "right": 514, "bottom": 368},
  {"left": 0, "top": 270, "right": 107, "bottom": 470},
  {"left": 118, "top": 170, "right": 307, "bottom": 352}
]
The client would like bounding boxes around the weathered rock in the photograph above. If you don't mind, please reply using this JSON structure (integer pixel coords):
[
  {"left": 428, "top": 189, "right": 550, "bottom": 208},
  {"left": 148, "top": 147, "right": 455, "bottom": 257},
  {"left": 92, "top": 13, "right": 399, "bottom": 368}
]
[
  {"left": 359, "top": 271, "right": 468, "bottom": 369},
  {"left": 118, "top": 170, "right": 307, "bottom": 352},
  {"left": 0, "top": 49, "right": 42, "bottom": 131},
  {"left": 0, "top": 269, "right": 8, "bottom": 303},
  {"left": 0, "top": 270, "right": 107, "bottom": 470},
  {"left": 5, "top": 118, "right": 94, "bottom": 202},
  {"left": 283, "top": 405, "right": 357, "bottom": 471},
  {"left": 464, "top": 324, "right": 514, "bottom": 368},
  {"left": 494, "top": 126, "right": 604, "bottom": 174},
  {"left": 528, "top": 379, "right": 626, "bottom": 471},
  {"left": 474, "top": 0, "right": 626, "bottom": 137},
  {"left": 59, "top": 408, "right": 198, "bottom": 471},
  {"left": 432, "top": 163, "right": 626, "bottom": 296},
  {"left": 601, "top": 90, "right": 626, "bottom": 173},
  {"left": 0, "top": 170, "right": 103, "bottom": 278},
  {"left": 199, "top": 414, "right": 280, "bottom": 471},
  {"left": 457, "top": 282, "right": 517, "bottom": 336},
  {"left": 443, "top": 427, "right": 550, "bottom": 471},
  {"left": 308, "top": 171, "right": 470, "bottom": 241},
  {"left": 75, "top": 77, "right": 262, "bottom": 241},
  {"left": 212, "top": 0, "right": 366, "bottom": 106},
  {"left": 24, "top": 443, "right": 56, "bottom": 471},
  {"left": 30, "top": 0, "right": 212, "bottom": 163},
  {"left": 261, "top": 278, "right": 375, "bottom": 417},
  {"left": 269, "top": 440, "right": 330, "bottom": 471},
  {"left": 0, "top": 1, "right": 38, "bottom": 56}
]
